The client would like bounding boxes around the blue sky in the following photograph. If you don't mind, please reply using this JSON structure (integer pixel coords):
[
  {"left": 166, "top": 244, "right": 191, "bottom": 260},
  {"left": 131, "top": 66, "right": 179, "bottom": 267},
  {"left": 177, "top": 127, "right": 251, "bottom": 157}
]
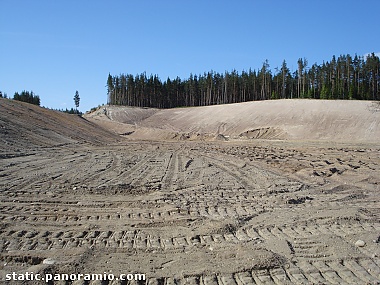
[{"left": 1, "top": 0, "right": 379, "bottom": 112}]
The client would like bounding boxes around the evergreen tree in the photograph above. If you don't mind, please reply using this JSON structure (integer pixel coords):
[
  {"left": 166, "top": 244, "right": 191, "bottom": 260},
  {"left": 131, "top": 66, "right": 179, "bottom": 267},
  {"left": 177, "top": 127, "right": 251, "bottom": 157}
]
[
  {"left": 107, "top": 73, "right": 114, "bottom": 104},
  {"left": 74, "top": 90, "right": 80, "bottom": 110},
  {"left": 280, "top": 60, "right": 290, "bottom": 99}
]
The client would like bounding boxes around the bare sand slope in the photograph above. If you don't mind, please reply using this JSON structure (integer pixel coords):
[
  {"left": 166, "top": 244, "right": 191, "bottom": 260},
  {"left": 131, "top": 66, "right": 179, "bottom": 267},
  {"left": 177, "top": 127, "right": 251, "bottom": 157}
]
[
  {"left": 87, "top": 100, "right": 380, "bottom": 142},
  {"left": 0, "top": 98, "right": 120, "bottom": 152}
]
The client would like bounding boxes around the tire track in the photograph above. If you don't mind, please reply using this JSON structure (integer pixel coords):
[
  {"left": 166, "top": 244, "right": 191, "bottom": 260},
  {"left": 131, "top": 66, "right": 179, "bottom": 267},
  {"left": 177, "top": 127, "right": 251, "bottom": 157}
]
[
  {"left": 2, "top": 143, "right": 379, "bottom": 285},
  {"left": 36, "top": 260, "right": 380, "bottom": 285}
]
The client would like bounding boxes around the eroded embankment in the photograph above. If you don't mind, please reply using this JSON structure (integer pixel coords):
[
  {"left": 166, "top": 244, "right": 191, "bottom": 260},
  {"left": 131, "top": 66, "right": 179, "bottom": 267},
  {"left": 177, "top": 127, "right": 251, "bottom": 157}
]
[
  {"left": 85, "top": 100, "right": 380, "bottom": 142},
  {"left": 0, "top": 98, "right": 121, "bottom": 152}
]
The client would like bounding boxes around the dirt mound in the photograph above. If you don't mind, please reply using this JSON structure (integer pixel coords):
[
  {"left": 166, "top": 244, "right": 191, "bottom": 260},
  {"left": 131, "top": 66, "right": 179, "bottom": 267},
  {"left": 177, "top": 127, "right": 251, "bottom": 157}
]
[
  {"left": 86, "top": 100, "right": 380, "bottom": 142},
  {"left": 239, "top": 127, "right": 286, "bottom": 139},
  {"left": 86, "top": 105, "right": 160, "bottom": 124},
  {"left": 0, "top": 98, "right": 120, "bottom": 152}
]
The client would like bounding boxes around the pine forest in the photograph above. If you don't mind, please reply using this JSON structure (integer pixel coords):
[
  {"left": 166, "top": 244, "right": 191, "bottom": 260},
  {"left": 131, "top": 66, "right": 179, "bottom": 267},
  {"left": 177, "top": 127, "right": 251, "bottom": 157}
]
[{"left": 107, "top": 53, "right": 380, "bottom": 108}]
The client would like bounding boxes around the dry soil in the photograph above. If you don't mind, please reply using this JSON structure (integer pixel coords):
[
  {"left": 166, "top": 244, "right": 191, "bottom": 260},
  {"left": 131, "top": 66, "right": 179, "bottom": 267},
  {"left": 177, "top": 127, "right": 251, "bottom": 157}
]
[{"left": 0, "top": 98, "right": 379, "bottom": 285}]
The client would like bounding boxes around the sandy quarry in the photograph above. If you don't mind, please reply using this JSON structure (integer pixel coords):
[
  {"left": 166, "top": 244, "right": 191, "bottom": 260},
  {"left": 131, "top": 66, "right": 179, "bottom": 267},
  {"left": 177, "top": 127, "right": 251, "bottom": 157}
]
[
  {"left": 1, "top": 98, "right": 380, "bottom": 285},
  {"left": 84, "top": 100, "right": 380, "bottom": 143}
]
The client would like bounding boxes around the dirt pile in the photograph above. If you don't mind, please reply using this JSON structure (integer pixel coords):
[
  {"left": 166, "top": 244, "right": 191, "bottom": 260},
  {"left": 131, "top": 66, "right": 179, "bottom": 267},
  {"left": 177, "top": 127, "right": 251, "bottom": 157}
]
[
  {"left": 85, "top": 100, "right": 380, "bottom": 143},
  {"left": 0, "top": 98, "right": 120, "bottom": 152}
]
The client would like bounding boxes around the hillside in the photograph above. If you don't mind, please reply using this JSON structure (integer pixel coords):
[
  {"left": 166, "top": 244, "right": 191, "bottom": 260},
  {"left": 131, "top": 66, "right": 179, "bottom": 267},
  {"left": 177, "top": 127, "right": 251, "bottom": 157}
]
[
  {"left": 85, "top": 99, "right": 380, "bottom": 143},
  {"left": 0, "top": 98, "right": 120, "bottom": 153}
]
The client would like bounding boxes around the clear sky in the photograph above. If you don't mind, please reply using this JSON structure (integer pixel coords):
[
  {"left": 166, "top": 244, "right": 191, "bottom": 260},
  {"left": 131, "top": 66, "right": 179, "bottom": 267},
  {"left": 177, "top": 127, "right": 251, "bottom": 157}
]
[{"left": 1, "top": 0, "right": 379, "bottom": 112}]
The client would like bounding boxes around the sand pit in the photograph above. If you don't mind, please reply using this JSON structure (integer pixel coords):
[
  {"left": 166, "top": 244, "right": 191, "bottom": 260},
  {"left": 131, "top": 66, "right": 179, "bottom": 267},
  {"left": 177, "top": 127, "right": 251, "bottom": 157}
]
[
  {"left": 85, "top": 99, "right": 380, "bottom": 143},
  {"left": 1, "top": 98, "right": 380, "bottom": 284}
]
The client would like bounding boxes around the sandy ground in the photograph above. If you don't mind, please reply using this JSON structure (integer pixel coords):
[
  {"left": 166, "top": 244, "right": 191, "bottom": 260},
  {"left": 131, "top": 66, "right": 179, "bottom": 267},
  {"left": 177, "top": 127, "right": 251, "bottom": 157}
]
[
  {"left": 1, "top": 98, "right": 380, "bottom": 284},
  {"left": 85, "top": 100, "right": 380, "bottom": 142}
]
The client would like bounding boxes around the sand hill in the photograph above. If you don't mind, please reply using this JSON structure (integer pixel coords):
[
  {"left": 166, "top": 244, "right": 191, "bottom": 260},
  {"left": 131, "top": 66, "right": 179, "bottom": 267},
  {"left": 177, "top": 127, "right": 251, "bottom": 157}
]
[
  {"left": 0, "top": 98, "right": 120, "bottom": 153},
  {"left": 2, "top": 98, "right": 378, "bottom": 151},
  {"left": 85, "top": 99, "right": 380, "bottom": 143}
]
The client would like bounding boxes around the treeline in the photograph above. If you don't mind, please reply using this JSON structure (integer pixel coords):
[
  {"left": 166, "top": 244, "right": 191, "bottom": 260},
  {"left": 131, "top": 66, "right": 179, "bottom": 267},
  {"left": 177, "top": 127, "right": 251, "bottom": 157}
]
[
  {"left": 0, "top": 91, "right": 8, "bottom": 98},
  {"left": 13, "top": 90, "right": 40, "bottom": 106},
  {"left": 56, "top": 108, "right": 82, "bottom": 115},
  {"left": 107, "top": 53, "right": 380, "bottom": 108}
]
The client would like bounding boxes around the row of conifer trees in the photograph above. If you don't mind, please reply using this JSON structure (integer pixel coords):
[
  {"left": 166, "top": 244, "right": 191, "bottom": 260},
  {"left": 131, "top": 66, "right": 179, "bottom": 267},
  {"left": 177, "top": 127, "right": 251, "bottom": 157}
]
[{"left": 107, "top": 53, "right": 380, "bottom": 108}]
